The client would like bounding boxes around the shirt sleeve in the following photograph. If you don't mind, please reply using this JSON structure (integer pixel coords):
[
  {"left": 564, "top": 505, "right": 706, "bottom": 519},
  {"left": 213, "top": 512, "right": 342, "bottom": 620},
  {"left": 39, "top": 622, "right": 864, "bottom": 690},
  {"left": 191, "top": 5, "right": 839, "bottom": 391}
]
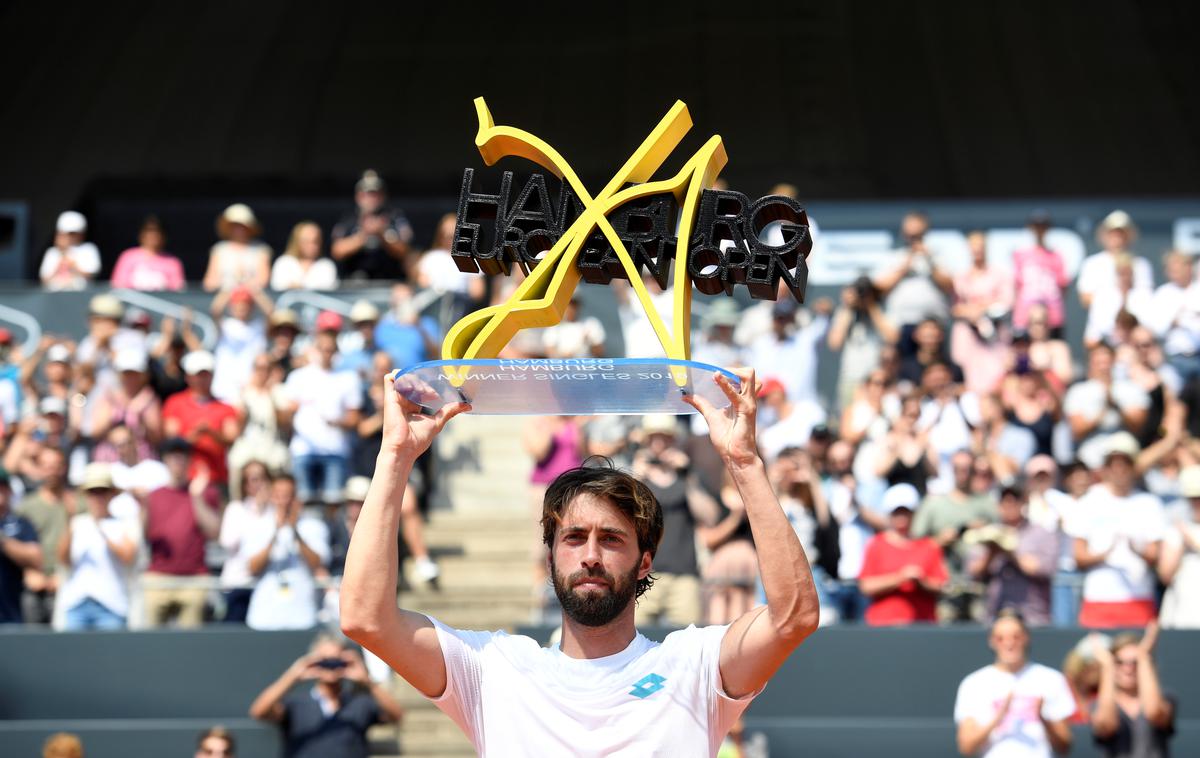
[
  {"left": 427, "top": 617, "right": 490, "bottom": 751},
  {"left": 858, "top": 537, "right": 883, "bottom": 578},
  {"left": 39, "top": 249, "right": 61, "bottom": 281},
  {"left": 953, "top": 675, "right": 981, "bottom": 724},
  {"left": 110, "top": 251, "right": 132, "bottom": 288},
  {"left": 76, "top": 244, "right": 101, "bottom": 275},
  {"left": 297, "top": 518, "right": 330, "bottom": 565},
  {"left": 1042, "top": 669, "right": 1077, "bottom": 722}
]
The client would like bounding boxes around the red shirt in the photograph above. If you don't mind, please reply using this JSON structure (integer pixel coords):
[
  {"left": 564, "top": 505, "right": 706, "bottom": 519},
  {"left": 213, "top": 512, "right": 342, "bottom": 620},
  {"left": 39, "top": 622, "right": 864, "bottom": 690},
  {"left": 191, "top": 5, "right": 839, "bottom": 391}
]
[
  {"left": 162, "top": 390, "right": 239, "bottom": 483},
  {"left": 145, "top": 485, "right": 220, "bottom": 575},
  {"left": 859, "top": 533, "right": 948, "bottom": 626}
]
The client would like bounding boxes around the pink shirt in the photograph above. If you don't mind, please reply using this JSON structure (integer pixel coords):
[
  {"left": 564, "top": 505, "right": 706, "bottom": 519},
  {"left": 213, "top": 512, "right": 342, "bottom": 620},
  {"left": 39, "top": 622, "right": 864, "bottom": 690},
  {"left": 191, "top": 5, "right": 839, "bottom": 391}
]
[
  {"left": 953, "top": 265, "right": 1013, "bottom": 313},
  {"left": 111, "top": 247, "right": 185, "bottom": 291},
  {"left": 1012, "top": 246, "right": 1067, "bottom": 329}
]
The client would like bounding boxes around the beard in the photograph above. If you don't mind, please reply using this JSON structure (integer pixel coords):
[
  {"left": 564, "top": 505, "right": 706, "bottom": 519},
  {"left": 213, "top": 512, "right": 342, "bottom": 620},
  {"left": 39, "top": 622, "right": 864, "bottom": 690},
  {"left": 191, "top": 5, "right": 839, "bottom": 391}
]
[{"left": 551, "top": 559, "right": 639, "bottom": 628}]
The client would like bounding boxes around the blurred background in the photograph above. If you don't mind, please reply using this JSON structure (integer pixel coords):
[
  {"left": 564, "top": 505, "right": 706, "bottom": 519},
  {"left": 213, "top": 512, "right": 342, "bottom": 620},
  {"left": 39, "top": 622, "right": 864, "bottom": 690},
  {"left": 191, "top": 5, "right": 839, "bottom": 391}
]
[{"left": 1, "top": 1, "right": 1199, "bottom": 757}]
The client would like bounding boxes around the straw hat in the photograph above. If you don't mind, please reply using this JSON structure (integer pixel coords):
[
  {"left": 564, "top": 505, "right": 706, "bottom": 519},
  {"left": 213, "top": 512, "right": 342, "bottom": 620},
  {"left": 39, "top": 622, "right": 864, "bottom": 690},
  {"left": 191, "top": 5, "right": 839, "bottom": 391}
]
[
  {"left": 217, "top": 203, "right": 262, "bottom": 239},
  {"left": 80, "top": 463, "right": 115, "bottom": 492},
  {"left": 1096, "top": 210, "right": 1138, "bottom": 244}
]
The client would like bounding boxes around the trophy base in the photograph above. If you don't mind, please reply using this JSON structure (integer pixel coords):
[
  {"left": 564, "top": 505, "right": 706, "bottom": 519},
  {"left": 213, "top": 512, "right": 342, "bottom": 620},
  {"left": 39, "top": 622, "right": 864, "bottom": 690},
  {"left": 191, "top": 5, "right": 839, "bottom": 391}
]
[{"left": 394, "top": 358, "right": 739, "bottom": 416}]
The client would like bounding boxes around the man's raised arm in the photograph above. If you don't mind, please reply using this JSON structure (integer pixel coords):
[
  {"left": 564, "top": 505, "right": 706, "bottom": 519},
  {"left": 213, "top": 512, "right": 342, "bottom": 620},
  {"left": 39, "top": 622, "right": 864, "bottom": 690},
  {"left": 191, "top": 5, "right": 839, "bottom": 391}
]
[
  {"left": 340, "top": 374, "right": 469, "bottom": 697},
  {"left": 685, "top": 369, "right": 820, "bottom": 699}
]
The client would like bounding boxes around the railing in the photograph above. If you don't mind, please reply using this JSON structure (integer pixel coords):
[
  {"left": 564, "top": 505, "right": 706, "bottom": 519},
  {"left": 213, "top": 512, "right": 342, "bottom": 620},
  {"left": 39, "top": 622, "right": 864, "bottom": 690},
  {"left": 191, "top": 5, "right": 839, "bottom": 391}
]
[
  {"left": 0, "top": 302, "right": 42, "bottom": 352},
  {"left": 111, "top": 288, "right": 220, "bottom": 350}
]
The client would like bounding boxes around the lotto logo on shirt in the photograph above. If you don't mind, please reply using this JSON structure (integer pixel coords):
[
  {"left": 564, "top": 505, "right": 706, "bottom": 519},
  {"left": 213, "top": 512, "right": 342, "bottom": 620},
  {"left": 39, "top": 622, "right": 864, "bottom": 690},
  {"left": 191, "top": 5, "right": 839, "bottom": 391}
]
[{"left": 629, "top": 673, "right": 666, "bottom": 699}]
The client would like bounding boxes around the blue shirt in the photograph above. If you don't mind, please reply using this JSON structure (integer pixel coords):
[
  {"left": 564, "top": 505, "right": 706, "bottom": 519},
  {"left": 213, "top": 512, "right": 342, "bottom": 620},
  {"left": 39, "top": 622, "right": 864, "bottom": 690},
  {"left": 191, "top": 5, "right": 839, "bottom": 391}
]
[{"left": 374, "top": 315, "right": 439, "bottom": 371}]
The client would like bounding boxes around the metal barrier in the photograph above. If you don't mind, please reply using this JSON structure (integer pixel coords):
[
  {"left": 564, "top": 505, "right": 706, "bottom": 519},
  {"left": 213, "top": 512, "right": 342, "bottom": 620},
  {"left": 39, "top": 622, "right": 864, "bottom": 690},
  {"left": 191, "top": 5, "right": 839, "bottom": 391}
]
[
  {"left": 111, "top": 288, "right": 219, "bottom": 349},
  {"left": 0, "top": 301, "right": 42, "bottom": 352}
]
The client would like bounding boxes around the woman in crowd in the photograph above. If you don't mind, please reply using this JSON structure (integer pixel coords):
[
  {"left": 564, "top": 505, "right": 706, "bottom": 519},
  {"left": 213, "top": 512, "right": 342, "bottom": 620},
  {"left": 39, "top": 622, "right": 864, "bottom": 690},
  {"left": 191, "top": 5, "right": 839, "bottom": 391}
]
[
  {"left": 827, "top": 277, "right": 898, "bottom": 409},
  {"left": 110, "top": 216, "right": 186, "bottom": 291},
  {"left": 227, "top": 355, "right": 290, "bottom": 497},
  {"left": 701, "top": 469, "right": 759, "bottom": 625},
  {"left": 203, "top": 204, "right": 271, "bottom": 292},
  {"left": 89, "top": 349, "right": 162, "bottom": 464},
  {"left": 1002, "top": 365, "right": 1061, "bottom": 458},
  {"left": 1021, "top": 303, "right": 1073, "bottom": 390},
  {"left": 871, "top": 393, "right": 936, "bottom": 496},
  {"left": 269, "top": 221, "right": 338, "bottom": 291},
  {"left": 840, "top": 368, "right": 901, "bottom": 445},
  {"left": 218, "top": 461, "right": 275, "bottom": 624},
  {"left": 1090, "top": 624, "right": 1175, "bottom": 757},
  {"left": 949, "top": 229, "right": 1013, "bottom": 394}
]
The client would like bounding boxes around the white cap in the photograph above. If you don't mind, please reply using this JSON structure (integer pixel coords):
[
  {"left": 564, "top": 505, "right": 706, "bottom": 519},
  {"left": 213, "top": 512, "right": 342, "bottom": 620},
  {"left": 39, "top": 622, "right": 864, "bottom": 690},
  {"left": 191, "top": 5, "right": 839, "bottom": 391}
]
[
  {"left": 56, "top": 211, "right": 87, "bottom": 234},
  {"left": 221, "top": 203, "right": 258, "bottom": 228},
  {"left": 349, "top": 300, "right": 381, "bottom": 324},
  {"left": 882, "top": 483, "right": 921, "bottom": 512},
  {"left": 1180, "top": 465, "right": 1200, "bottom": 498},
  {"left": 45, "top": 344, "right": 71, "bottom": 364},
  {"left": 641, "top": 413, "right": 679, "bottom": 436},
  {"left": 113, "top": 348, "right": 148, "bottom": 373},
  {"left": 1103, "top": 431, "right": 1141, "bottom": 461},
  {"left": 343, "top": 476, "right": 372, "bottom": 502},
  {"left": 39, "top": 396, "right": 67, "bottom": 416},
  {"left": 80, "top": 462, "right": 114, "bottom": 492},
  {"left": 181, "top": 350, "right": 216, "bottom": 375}
]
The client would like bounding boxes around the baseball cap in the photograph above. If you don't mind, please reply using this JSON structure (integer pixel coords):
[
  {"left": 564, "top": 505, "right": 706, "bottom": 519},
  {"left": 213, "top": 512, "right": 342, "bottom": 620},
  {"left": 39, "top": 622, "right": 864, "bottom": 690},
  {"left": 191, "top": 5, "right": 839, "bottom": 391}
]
[
  {"left": 1180, "top": 465, "right": 1200, "bottom": 498},
  {"left": 355, "top": 170, "right": 386, "bottom": 193},
  {"left": 703, "top": 300, "right": 741, "bottom": 329},
  {"left": 344, "top": 476, "right": 372, "bottom": 502},
  {"left": 229, "top": 286, "right": 253, "bottom": 304},
  {"left": 349, "top": 300, "right": 381, "bottom": 324},
  {"left": 39, "top": 396, "right": 67, "bottom": 416},
  {"left": 1025, "top": 455, "right": 1057, "bottom": 478},
  {"left": 89, "top": 294, "right": 125, "bottom": 320},
  {"left": 0, "top": 328, "right": 12, "bottom": 345},
  {"left": 1103, "top": 432, "right": 1141, "bottom": 461},
  {"left": 80, "top": 463, "right": 115, "bottom": 492},
  {"left": 882, "top": 483, "right": 921, "bottom": 513},
  {"left": 113, "top": 348, "right": 148, "bottom": 373},
  {"left": 45, "top": 344, "right": 71, "bottom": 364},
  {"left": 641, "top": 414, "right": 679, "bottom": 437},
  {"left": 181, "top": 350, "right": 216, "bottom": 375},
  {"left": 56, "top": 211, "right": 87, "bottom": 234},
  {"left": 315, "top": 310, "right": 344, "bottom": 332},
  {"left": 756, "top": 377, "right": 787, "bottom": 398}
]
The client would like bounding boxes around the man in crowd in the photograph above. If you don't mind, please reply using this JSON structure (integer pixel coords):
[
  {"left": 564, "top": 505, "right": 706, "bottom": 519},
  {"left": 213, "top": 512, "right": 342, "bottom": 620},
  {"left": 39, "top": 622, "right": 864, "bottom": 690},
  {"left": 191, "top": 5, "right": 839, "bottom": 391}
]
[
  {"left": 954, "top": 611, "right": 1074, "bottom": 756},
  {"left": 249, "top": 633, "right": 403, "bottom": 758},
  {"left": 747, "top": 298, "right": 831, "bottom": 405},
  {"left": 17, "top": 448, "right": 74, "bottom": 623},
  {"left": 1073, "top": 433, "right": 1165, "bottom": 628},
  {"left": 0, "top": 469, "right": 41, "bottom": 623},
  {"left": 163, "top": 350, "right": 242, "bottom": 491},
  {"left": 143, "top": 438, "right": 222, "bottom": 627},
  {"left": 331, "top": 170, "right": 414, "bottom": 281},
  {"left": 966, "top": 486, "right": 1057, "bottom": 625},
  {"left": 336, "top": 300, "right": 384, "bottom": 383},
  {"left": 859, "top": 483, "right": 949, "bottom": 625},
  {"left": 1063, "top": 342, "right": 1150, "bottom": 470},
  {"left": 282, "top": 314, "right": 363, "bottom": 505},
  {"left": 872, "top": 211, "right": 954, "bottom": 329}
]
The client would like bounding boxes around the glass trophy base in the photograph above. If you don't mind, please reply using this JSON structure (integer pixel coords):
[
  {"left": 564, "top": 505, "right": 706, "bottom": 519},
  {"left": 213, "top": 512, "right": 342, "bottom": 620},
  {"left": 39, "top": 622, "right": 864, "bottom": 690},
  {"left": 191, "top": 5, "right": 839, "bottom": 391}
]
[{"left": 394, "top": 358, "right": 740, "bottom": 416}]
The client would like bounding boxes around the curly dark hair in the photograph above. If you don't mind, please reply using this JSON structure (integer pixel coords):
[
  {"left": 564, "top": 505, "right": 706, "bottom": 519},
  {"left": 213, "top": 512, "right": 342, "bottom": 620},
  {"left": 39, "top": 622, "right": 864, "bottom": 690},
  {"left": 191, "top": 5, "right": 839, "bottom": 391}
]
[{"left": 540, "top": 457, "right": 665, "bottom": 598}]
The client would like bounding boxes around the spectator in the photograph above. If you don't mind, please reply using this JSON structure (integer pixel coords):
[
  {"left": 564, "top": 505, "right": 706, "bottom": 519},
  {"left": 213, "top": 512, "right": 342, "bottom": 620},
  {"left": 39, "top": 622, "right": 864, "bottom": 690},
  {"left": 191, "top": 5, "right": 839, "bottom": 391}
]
[
  {"left": 868, "top": 393, "right": 936, "bottom": 495},
  {"left": 950, "top": 229, "right": 1013, "bottom": 394},
  {"left": 630, "top": 416, "right": 705, "bottom": 627},
  {"left": 76, "top": 293, "right": 135, "bottom": 391},
  {"left": 823, "top": 438, "right": 887, "bottom": 623},
  {"left": 16, "top": 448, "right": 74, "bottom": 622},
  {"left": 1001, "top": 366, "right": 1061, "bottom": 458},
  {"left": 89, "top": 349, "right": 161, "bottom": 463},
  {"left": 148, "top": 313, "right": 200, "bottom": 401},
  {"left": 248, "top": 633, "right": 402, "bottom": 757},
  {"left": 107, "top": 424, "right": 170, "bottom": 500},
  {"left": 772, "top": 448, "right": 837, "bottom": 619},
  {"left": 747, "top": 297, "right": 831, "bottom": 404},
  {"left": 375, "top": 284, "right": 439, "bottom": 371},
  {"left": 42, "top": 733, "right": 84, "bottom": 758},
  {"left": 142, "top": 438, "right": 222, "bottom": 628},
  {"left": 913, "top": 450, "right": 998, "bottom": 621},
  {"left": 872, "top": 211, "right": 954, "bottom": 329},
  {"left": 756, "top": 377, "right": 828, "bottom": 462},
  {"left": 971, "top": 392, "right": 1037, "bottom": 484},
  {"left": 266, "top": 309, "right": 303, "bottom": 376},
  {"left": 218, "top": 461, "right": 274, "bottom": 624},
  {"left": 966, "top": 486, "right": 1057, "bottom": 625},
  {"left": 110, "top": 215, "right": 185, "bottom": 291},
  {"left": 194, "top": 726, "right": 236, "bottom": 758},
  {"left": 203, "top": 204, "right": 271, "bottom": 292},
  {"left": 245, "top": 473, "right": 330, "bottom": 630},
  {"left": 1159, "top": 465, "right": 1200, "bottom": 628},
  {"left": 163, "top": 351, "right": 242, "bottom": 490},
  {"left": 954, "top": 611, "right": 1074, "bottom": 756},
  {"left": 1148, "top": 250, "right": 1200, "bottom": 382},
  {"left": 18, "top": 338, "right": 74, "bottom": 411},
  {"left": 415, "top": 212, "right": 486, "bottom": 317},
  {"left": 700, "top": 471, "right": 758, "bottom": 625},
  {"left": 1090, "top": 624, "right": 1176, "bottom": 757},
  {"left": 859, "top": 483, "right": 948, "bottom": 625},
  {"left": 1023, "top": 457, "right": 1091, "bottom": 627},
  {"left": 1020, "top": 303, "right": 1074, "bottom": 389},
  {"left": 1077, "top": 210, "right": 1153, "bottom": 311},
  {"left": 282, "top": 315, "right": 362, "bottom": 504},
  {"left": 58, "top": 464, "right": 139, "bottom": 630},
  {"left": 1119, "top": 326, "right": 1182, "bottom": 451},
  {"left": 1073, "top": 433, "right": 1165, "bottom": 628},
  {"left": 898, "top": 318, "right": 964, "bottom": 390},
  {"left": 617, "top": 271, "right": 681, "bottom": 358},
  {"left": 327, "top": 475, "right": 438, "bottom": 584},
  {"left": 227, "top": 354, "right": 290, "bottom": 496},
  {"left": 1064, "top": 342, "right": 1150, "bottom": 470},
  {"left": 827, "top": 276, "right": 898, "bottom": 409},
  {"left": 211, "top": 285, "right": 272, "bottom": 403},
  {"left": 1084, "top": 255, "right": 1155, "bottom": 349},
  {"left": 40, "top": 211, "right": 100, "bottom": 291},
  {"left": 271, "top": 221, "right": 339, "bottom": 291},
  {"left": 1062, "top": 634, "right": 1107, "bottom": 724},
  {"left": 337, "top": 301, "right": 384, "bottom": 384},
  {"left": 0, "top": 468, "right": 41, "bottom": 623},
  {"left": 542, "top": 296, "right": 607, "bottom": 359},
  {"left": 1012, "top": 209, "right": 1069, "bottom": 333},
  {"left": 839, "top": 368, "right": 900, "bottom": 446},
  {"left": 352, "top": 351, "right": 395, "bottom": 477},
  {"left": 331, "top": 170, "right": 414, "bottom": 281},
  {"left": 3, "top": 396, "right": 75, "bottom": 487}
]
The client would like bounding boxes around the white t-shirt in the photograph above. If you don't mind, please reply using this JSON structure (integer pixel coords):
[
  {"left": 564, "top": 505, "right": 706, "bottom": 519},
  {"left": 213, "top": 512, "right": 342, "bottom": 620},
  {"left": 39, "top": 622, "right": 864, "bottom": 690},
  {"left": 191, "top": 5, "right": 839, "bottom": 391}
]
[
  {"left": 111, "top": 459, "right": 171, "bottom": 495},
  {"left": 245, "top": 517, "right": 330, "bottom": 630},
  {"left": 429, "top": 620, "right": 756, "bottom": 757},
  {"left": 218, "top": 498, "right": 276, "bottom": 589},
  {"left": 59, "top": 513, "right": 141, "bottom": 617},
  {"left": 757, "top": 400, "right": 827, "bottom": 462},
  {"left": 1076, "top": 251, "right": 1153, "bottom": 302},
  {"left": 747, "top": 316, "right": 829, "bottom": 405},
  {"left": 40, "top": 243, "right": 101, "bottom": 291},
  {"left": 213, "top": 316, "right": 268, "bottom": 403},
  {"left": 418, "top": 248, "right": 479, "bottom": 295},
  {"left": 283, "top": 364, "right": 363, "bottom": 457},
  {"left": 954, "top": 663, "right": 1076, "bottom": 758},
  {"left": 1062, "top": 379, "right": 1150, "bottom": 469},
  {"left": 269, "top": 256, "right": 339, "bottom": 291},
  {"left": 1073, "top": 485, "right": 1166, "bottom": 603}
]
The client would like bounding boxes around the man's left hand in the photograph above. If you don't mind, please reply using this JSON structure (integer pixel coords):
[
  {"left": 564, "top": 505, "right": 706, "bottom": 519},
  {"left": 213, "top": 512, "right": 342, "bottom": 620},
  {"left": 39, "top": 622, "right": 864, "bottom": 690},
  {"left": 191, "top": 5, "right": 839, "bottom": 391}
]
[{"left": 683, "top": 367, "right": 760, "bottom": 470}]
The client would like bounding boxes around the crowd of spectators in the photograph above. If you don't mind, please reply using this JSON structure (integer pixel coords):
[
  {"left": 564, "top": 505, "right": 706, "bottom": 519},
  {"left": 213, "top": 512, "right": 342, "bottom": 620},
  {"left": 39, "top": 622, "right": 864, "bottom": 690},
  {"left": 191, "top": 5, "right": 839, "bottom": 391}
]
[{"left": 2, "top": 182, "right": 1200, "bottom": 648}]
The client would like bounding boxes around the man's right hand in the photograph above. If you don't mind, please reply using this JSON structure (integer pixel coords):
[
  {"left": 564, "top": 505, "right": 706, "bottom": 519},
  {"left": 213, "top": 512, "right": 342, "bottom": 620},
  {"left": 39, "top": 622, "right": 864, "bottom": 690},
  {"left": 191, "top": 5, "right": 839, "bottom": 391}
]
[{"left": 381, "top": 371, "right": 470, "bottom": 465}]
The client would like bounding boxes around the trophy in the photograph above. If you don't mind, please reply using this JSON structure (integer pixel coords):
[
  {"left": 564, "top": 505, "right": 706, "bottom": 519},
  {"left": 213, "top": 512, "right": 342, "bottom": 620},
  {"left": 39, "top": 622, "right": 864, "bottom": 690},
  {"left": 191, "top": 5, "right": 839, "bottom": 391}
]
[{"left": 395, "top": 98, "right": 813, "bottom": 415}]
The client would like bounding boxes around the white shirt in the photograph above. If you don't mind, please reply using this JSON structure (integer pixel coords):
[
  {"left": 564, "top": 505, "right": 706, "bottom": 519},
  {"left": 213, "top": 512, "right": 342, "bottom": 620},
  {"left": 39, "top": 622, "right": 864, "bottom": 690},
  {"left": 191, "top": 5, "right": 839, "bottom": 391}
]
[
  {"left": 218, "top": 498, "right": 276, "bottom": 589},
  {"left": 542, "top": 317, "right": 606, "bottom": 359},
  {"left": 418, "top": 248, "right": 479, "bottom": 295},
  {"left": 747, "top": 315, "right": 829, "bottom": 404},
  {"left": 430, "top": 620, "right": 756, "bottom": 757},
  {"left": 213, "top": 316, "right": 268, "bottom": 403},
  {"left": 269, "top": 256, "right": 339, "bottom": 291},
  {"left": 59, "top": 513, "right": 141, "bottom": 617},
  {"left": 1062, "top": 379, "right": 1150, "bottom": 469},
  {"left": 1148, "top": 281, "right": 1200, "bottom": 357},
  {"left": 1083, "top": 289, "right": 1155, "bottom": 345},
  {"left": 110, "top": 459, "right": 170, "bottom": 495},
  {"left": 40, "top": 243, "right": 101, "bottom": 291},
  {"left": 245, "top": 517, "right": 330, "bottom": 630},
  {"left": 1076, "top": 251, "right": 1153, "bottom": 303},
  {"left": 283, "top": 364, "right": 363, "bottom": 457},
  {"left": 1074, "top": 485, "right": 1166, "bottom": 602},
  {"left": 954, "top": 663, "right": 1076, "bottom": 758},
  {"left": 757, "top": 400, "right": 827, "bottom": 462}
]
